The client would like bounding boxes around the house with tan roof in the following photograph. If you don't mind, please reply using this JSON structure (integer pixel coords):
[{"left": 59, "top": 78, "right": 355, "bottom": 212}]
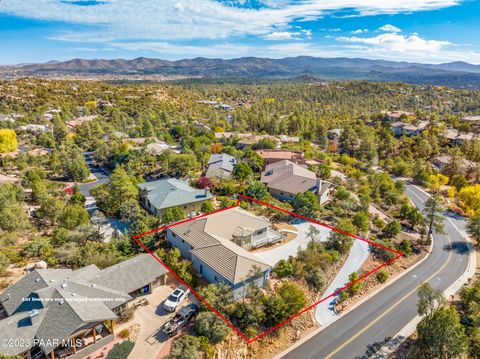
[
  {"left": 441, "top": 128, "right": 476, "bottom": 145},
  {"left": 261, "top": 160, "right": 333, "bottom": 204},
  {"left": 66, "top": 115, "right": 97, "bottom": 131},
  {"left": 166, "top": 207, "right": 281, "bottom": 297},
  {"left": 255, "top": 149, "right": 305, "bottom": 167},
  {"left": 383, "top": 110, "right": 415, "bottom": 121},
  {"left": 237, "top": 134, "right": 280, "bottom": 149}
]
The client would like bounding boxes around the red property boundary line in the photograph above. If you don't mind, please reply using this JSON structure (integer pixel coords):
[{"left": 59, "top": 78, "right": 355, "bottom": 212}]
[{"left": 132, "top": 194, "right": 403, "bottom": 344}]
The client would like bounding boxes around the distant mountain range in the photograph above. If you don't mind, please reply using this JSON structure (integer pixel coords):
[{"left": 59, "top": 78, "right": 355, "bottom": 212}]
[{"left": 2, "top": 56, "right": 480, "bottom": 88}]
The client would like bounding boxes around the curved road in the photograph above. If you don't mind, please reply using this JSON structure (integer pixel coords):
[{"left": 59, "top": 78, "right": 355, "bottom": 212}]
[{"left": 281, "top": 184, "right": 472, "bottom": 359}]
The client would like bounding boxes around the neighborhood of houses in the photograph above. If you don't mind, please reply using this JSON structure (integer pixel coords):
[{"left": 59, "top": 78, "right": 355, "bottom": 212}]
[
  {"left": 1, "top": 103, "right": 479, "bottom": 359},
  {"left": 0, "top": 254, "right": 169, "bottom": 359}
]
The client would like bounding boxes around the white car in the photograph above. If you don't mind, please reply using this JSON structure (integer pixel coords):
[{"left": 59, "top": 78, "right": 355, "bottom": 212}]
[{"left": 163, "top": 285, "right": 190, "bottom": 312}]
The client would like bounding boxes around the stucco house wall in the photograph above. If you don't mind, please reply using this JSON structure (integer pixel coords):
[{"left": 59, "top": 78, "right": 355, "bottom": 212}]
[
  {"left": 268, "top": 188, "right": 296, "bottom": 201},
  {"left": 166, "top": 228, "right": 271, "bottom": 298},
  {"left": 166, "top": 229, "right": 193, "bottom": 259}
]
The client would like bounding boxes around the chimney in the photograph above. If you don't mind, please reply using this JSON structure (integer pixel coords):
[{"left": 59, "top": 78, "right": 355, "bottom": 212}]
[
  {"left": 29, "top": 309, "right": 40, "bottom": 325},
  {"left": 204, "top": 186, "right": 210, "bottom": 197}
]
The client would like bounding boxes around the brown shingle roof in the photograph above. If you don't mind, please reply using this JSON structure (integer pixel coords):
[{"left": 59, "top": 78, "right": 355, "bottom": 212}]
[{"left": 261, "top": 160, "right": 318, "bottom": 195}]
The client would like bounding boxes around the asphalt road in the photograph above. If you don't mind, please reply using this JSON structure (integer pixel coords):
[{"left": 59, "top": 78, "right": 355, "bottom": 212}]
[
  {"left": 79, "top": 152, "right": 109, "bottom": 197},
  {"left": 282, "top": 184, "right": 472, "bottom": 359}
]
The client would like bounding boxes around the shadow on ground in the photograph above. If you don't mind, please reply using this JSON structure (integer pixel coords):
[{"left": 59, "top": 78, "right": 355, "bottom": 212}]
[{"left": 443, "top": 241, "right": 474, "bottom": 255}]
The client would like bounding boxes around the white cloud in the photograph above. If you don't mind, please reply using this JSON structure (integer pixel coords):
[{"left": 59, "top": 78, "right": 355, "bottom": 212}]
[
  {"left": 174, "top": 2, "right": 185, "bottom": 11},
  {"left": 329, "top": 32, "right": 480, "bottom": 63},
  {"left": 336, "top": 33, "right": 449, "bottom": 53},
  {"left": 3, "top": 0, "right": 477, "bottom": 64},
  {"left": 378, "top": 24, "right": 402, "bottom": 33},
  {"left": 0, "top": 0, "right": 461, "bottom": 42},
  {"left": 105, "top": 37, "right": 480, "bottom": 64},
  {"left": 264, "top": 32, "right": 298, "bottom": 40},
  {"left": 263, "top": 29, "right": 312, "bottom": 40}
]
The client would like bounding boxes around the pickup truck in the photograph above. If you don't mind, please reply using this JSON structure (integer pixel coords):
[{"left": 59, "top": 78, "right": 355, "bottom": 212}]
[
  {"left": 162, "top": 303, "right": 198, "bottom": 336},
  {"left": 163, "top": 285, "right": 190, "bottom": 312}
]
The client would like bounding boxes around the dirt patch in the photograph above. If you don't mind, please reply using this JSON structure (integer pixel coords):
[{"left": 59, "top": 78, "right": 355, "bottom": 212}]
[{"left": 274, "top": 223, "right": 297, "bottom": 231}]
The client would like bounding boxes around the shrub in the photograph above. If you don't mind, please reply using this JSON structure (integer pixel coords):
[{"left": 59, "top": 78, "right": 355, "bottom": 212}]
[
  {"left": 200, "top": 201, "right": 214, "bottom": 214},
  {"left": 376, "top": 269, "right": 389, "bottom": 283},
  {"left": 338, "top": 290, "right": 349, "bottom": 302},
  {"left": 166, "top": 335, "right": 202, "bottom": 359},
  {"left": 106, "top": 341, "right": 134, "bottom": 359},
  {"left": 348, "top": 272, "right": 362, "bottom": 295},
  {"left": 195, "top": 312, "right": 230, "bottom": 344},
  {"left": 273, "top": 259, "right": 294, "bottom": 278},
  {"left": 306, "top": 267, "right": 327, "bottom": 290},
  {"left": 119, "top": 329, "right": 130, "bottom": 339},
  {"left": 398, "top": 239, "right": 412, "bottom": 256}
]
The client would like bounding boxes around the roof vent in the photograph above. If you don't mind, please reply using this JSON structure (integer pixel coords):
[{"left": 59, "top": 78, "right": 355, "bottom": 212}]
[
  {"left": 35, "top": 278, "right": 40, "bottom": 283},
  {"left": 49, "top": 279, "right": 55, "bottom": 283},
  {"left": 91, "top": 283, "right": 96, "bottom": 288},
  {"left": 59, "top": 299, "right": 65, "bottom": 305},
  {"left": 61, "top": 283, "right": 68, "bottom": 289}
]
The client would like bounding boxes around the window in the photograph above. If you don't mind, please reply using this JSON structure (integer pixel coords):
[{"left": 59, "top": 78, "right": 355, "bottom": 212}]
[
  {"left": 181, "top": 239, "right": 185, "bottom": 243},
  {"left": 172, "top": 233, "right": 177, "bottom": 238},
  {"left": 214, "top": 276, "right": 218, "bottom": 282}
]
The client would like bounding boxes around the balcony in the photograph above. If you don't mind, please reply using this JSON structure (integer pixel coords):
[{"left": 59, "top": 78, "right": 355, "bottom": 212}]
[{"left": 251, "top": 228, "right": 284, "bottom": 248}]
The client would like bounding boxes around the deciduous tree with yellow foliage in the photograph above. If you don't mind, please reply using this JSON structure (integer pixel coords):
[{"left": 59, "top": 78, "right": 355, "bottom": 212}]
[
  {"left": 0, "top": 129, "right": 18, "bottom": 153},
  {"left": 428, "top": 174, "right": 449, "bottom": 193},
  {"left": 458, "top": 184, "right": 480, "bottom": 216}
]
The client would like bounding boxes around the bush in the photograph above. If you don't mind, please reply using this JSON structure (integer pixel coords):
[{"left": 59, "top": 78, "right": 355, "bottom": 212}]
[
  {"left": 398, "top": 239, "right": 412, "bottom": 256},
  {"left": 200, "top": 201, "right": 214, "bottom": 214},
  {"left": 119, "top": 328, "right": 130, "bottom": 339},
  {"left": 166, "top": 335, "right": 202, "bottom": 359},
  {"left": 348, "top": 272, "right": 362, "bottom": 295},
  {"left": 195, "top": 312, "right": 230, "bottom": 344},
  {"left": 376, "top": 269, "right": 389, "bottom": 283},
  {"left": 306, "top": 267, "right": 327, "bottom": 290},
  {"left": 106, "top": 341, "right": 134, "bottom": 359},
  {"left": 273, "top": 259, "right": 294, "bottom": 278},
  {"left": 382, "top": 220, "right": 401, "bottom": 239},
  {"left": 338, "top": 290, "right": 349, "bottom": 302}
]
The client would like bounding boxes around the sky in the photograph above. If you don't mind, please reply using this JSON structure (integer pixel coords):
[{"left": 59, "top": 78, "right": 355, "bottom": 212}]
[{"left": 0, "top": 0, "right": 479, "bottom": 65}]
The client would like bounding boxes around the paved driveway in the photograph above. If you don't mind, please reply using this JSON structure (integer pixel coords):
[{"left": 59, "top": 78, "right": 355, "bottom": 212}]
[
  {"left": 254, "top": 220, "right": 370, "bottom": 326},
  {"left": 116, "top": 285, "right": 196, "bottom": 359},
  {"left": 314, "top": 239, "right": 370, "bottom": 326}
]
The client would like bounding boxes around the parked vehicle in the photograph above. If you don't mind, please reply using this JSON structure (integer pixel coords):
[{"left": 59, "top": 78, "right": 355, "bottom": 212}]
[
  {"left": 162, "top": 303, "right": 198, "bottom": 336},
  {"left": 163, "top": 285, "right": 190, "bottom": 311}
]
